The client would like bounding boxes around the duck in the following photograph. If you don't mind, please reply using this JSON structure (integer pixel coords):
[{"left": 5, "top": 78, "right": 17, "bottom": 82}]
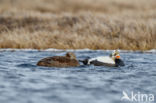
[
  {"left": 80, "top": 50, "right": 125, "bottom": 67},
  {"left": 37, "top": 52, "right": 80, "bottom": 67}
]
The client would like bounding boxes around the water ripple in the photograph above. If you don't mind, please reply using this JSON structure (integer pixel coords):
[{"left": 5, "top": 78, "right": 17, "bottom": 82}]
[{"left": 0, "top": 50, "right": 156, "bottom": 103}]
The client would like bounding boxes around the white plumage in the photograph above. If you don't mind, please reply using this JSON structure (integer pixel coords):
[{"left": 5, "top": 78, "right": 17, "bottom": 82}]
[
  {"left": 80, "top": 50, "right": 125, "bottom": 67},
  {"left": 88, "top": 56, "right": 115, "bottom": 64}
]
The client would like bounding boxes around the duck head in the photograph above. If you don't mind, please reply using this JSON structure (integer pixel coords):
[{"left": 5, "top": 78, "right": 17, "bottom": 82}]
[
  {"left": 66, "top": 52, "right": 76, "bottom": 59},
  {"left": 110, "top": 50, "right": 125, "bottom": 66},
  {"left": 110, "top": 50, "right": 120, "bottom": 59}
]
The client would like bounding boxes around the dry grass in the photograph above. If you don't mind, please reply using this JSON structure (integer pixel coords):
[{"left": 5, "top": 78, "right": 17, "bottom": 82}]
[{"left": 0, "top": 0, "right": 156, "bottom": 50}]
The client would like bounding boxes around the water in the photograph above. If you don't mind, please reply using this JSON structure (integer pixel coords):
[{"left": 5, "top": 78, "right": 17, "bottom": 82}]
[{"left": 0, "top": 49, "right": 156, "bottom": 103}]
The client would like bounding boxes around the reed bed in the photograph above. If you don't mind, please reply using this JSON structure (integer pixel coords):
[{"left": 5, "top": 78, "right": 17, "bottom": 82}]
[{"left": 0, "top": 0, "right": 156, "bottom": 50}]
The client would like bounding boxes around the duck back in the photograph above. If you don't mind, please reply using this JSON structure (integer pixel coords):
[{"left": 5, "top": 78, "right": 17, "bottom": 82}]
[{"left": 37, "top": 56, "right": 80, "bottom": 67}]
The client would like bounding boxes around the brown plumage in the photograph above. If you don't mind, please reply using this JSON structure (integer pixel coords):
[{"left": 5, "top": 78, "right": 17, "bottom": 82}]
[{"left": 37, "top": 52, "right": 80, "bottom": 67}]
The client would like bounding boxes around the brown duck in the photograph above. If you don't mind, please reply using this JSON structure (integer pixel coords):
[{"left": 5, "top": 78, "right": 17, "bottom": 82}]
[{"left": 37, "top": 52, "right": 80, "bottom": 67}]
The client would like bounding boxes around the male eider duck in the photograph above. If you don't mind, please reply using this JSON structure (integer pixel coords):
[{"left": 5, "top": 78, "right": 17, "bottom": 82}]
[
  {"left": 80, "top": 50, "right": 125, "bottom": 67},
  {"left": 37, "top": 52, "right": 80, "bottom": 67}
]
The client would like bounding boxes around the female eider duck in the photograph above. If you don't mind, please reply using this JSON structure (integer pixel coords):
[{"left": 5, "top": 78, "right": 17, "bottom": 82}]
[
  {"left": 37, "top": 52, "right": 80, "bottom": 67},
  {"left": 80, "top": 50, "right": 125, "bottom": 67}
]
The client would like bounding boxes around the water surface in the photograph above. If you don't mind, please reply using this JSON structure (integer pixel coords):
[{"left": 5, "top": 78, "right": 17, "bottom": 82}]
[{"left": 0, "top": 49, "right": 156, "bottom": 103}]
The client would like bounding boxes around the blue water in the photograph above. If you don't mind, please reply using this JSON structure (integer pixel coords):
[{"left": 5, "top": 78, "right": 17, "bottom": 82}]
[{"left": 0, "top": 49, "right": 156, "bottom": 103}]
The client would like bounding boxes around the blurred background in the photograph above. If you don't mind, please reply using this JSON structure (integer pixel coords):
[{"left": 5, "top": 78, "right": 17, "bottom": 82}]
[{"left": 0, "top": 0, "right": 156, "bottom": 50}]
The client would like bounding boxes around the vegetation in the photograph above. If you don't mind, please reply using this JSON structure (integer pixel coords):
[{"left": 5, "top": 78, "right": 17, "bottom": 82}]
[{"left": 0, "top": 0, "right": 156, "bottom": 50}]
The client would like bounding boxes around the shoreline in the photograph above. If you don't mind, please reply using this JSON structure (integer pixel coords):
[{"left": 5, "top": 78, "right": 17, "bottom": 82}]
[
  {"left": 0, "top": 0, "right": 156, "bottom": 50},
  {"left": 0, "top": 48, "right": 156, "bottom": 53}
]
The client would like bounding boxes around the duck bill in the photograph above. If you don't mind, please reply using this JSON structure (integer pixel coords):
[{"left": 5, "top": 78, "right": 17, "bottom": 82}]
[{"left": 115, "top": 55, "right": 120, "bottom": 59}]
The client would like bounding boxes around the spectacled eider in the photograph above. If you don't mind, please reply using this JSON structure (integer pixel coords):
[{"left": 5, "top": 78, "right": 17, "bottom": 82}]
[
  {"left": 37, "top": 52, "right": 80, "bottom": 67},
  {"left": 80, "top": 50, "right": 125, "bottom": 67}
]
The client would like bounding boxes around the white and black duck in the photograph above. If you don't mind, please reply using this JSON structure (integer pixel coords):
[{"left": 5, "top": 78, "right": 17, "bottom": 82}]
[{"left": 80, "top": 50, "right": 125, "bottom": 67}]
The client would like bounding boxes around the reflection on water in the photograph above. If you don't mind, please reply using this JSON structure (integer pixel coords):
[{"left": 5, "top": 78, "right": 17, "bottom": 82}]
[{"left": 0, "top": 49, "right": 156, "bottom": 103}]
